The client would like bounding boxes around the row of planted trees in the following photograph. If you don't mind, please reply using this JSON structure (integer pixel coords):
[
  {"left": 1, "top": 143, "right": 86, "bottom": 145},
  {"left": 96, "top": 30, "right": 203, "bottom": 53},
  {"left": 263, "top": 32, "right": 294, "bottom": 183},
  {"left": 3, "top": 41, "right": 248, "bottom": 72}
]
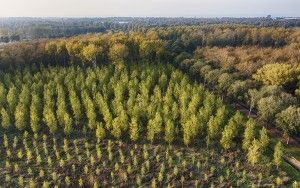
[
  {"left": 179, "top": 59, "right": 300, "bottom": 144},
  {"left": 1, "top": 133, "right": 291, "bottom": 187},
  {"left": 0, "top": 63, "right": 279, "bottom": 155},
  {"left": 0, "top": 63, "right": 224, "bottom": 145}
]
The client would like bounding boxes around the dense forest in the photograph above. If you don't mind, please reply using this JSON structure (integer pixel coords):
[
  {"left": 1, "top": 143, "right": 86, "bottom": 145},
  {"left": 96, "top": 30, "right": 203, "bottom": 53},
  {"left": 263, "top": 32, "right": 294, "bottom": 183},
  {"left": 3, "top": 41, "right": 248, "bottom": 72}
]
[
  {"left": 0, "top": 23, "right": 299, "bottom": 187},
  {"left": 1, "top": 26, "right": 299, "bottom": 137}
]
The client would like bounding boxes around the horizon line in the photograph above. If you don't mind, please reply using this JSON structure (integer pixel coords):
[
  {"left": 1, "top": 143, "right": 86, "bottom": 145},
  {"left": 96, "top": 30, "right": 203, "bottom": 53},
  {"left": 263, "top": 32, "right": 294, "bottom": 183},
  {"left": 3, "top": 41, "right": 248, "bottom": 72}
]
[{"left": 1, "top": 15, "right": 299, "bottom": 19}]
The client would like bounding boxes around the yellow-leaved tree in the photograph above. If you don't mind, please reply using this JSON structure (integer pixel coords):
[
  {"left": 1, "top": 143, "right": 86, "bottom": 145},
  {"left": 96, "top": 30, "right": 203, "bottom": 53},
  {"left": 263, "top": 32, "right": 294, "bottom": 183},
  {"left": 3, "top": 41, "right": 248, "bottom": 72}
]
[
  {"left": 109, "top": 43, "right": 129, "bottom": 69},
  {"left": 253, "top": 63, "right": 298, "bottom": 87}
]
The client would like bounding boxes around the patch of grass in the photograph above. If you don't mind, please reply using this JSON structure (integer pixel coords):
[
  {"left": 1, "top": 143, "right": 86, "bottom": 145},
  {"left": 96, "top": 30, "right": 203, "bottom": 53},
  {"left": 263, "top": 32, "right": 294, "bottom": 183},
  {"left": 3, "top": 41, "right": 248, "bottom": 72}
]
[{"left": 281, "top": 161, "right": 300, "bottom": 181}]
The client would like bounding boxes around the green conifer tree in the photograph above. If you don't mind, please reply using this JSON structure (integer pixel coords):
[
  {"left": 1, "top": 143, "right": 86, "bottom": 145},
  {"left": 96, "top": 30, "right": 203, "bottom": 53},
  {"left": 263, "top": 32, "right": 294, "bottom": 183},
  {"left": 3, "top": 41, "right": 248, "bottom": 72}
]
[
  {"left": 273, "top": 141, "right": 283, "bottom": 169},
  {"left": 242, "top": 118, "right": 256, "bottom": 151}
]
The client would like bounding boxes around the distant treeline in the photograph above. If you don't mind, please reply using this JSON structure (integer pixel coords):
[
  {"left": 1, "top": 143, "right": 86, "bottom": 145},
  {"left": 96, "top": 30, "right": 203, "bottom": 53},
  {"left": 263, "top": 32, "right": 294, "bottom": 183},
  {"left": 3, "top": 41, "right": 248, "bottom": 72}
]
[
  {"left": 0, "top": 25, "right": 299, "bottom": 69},
  {"left": 0, "top": 17, "right": 299, "bottom": 41}
]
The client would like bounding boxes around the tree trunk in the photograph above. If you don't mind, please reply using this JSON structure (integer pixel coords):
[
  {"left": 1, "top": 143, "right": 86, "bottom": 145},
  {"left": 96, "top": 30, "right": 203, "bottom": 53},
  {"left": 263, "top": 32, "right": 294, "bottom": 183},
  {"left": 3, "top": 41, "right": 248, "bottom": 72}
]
[{"left": 248, "top": 106, "right": 252, "bottom": 118}]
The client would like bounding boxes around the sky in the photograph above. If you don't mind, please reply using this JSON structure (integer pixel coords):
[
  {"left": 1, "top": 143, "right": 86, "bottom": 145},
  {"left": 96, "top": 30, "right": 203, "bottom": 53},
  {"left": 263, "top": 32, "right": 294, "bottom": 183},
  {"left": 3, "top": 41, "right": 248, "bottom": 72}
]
[{"left": 0, "top": 0, "right": 299, "bottom": 18}]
